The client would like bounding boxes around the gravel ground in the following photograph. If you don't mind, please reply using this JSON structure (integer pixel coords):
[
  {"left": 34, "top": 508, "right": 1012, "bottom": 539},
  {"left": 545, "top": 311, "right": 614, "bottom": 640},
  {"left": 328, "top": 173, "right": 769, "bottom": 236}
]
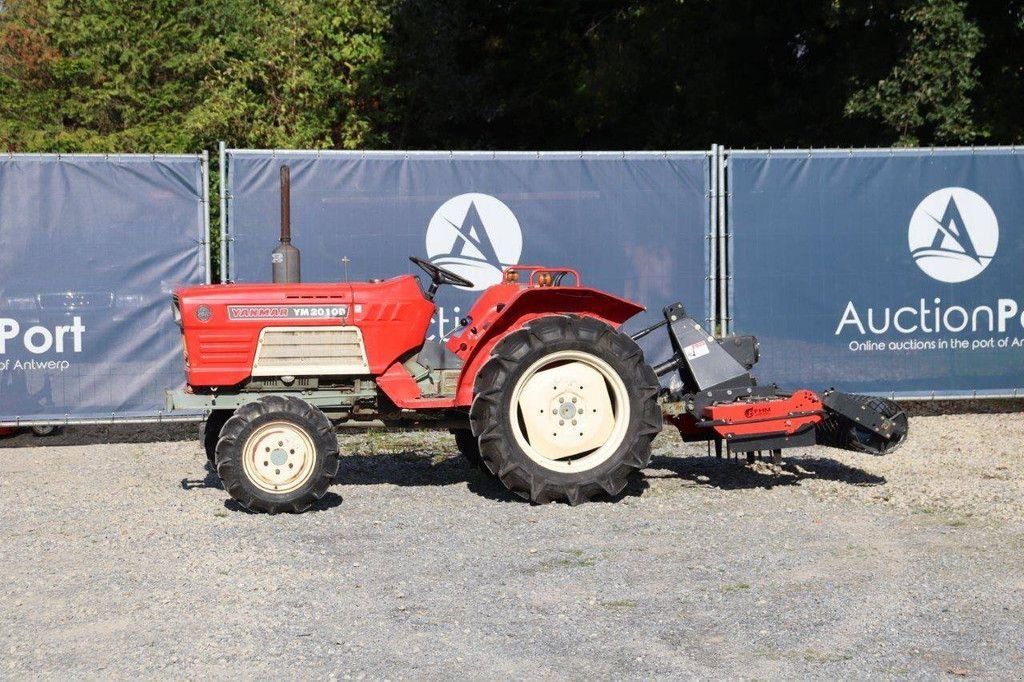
[{"left": 1, "top": 410, "right": 1023, "bottom": 679}]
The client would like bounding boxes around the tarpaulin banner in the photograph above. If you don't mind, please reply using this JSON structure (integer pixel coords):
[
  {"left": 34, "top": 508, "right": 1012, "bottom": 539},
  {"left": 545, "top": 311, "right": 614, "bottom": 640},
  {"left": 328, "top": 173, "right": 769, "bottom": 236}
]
[
  {"left": 225, "top": 151, "right": 711, "bottom": 365},
  {"left": 0, "top": 154, "right": 208, "bottom": 423},
  {"left": 728, "top": 149, "right": 1024, "bottom": 398}
]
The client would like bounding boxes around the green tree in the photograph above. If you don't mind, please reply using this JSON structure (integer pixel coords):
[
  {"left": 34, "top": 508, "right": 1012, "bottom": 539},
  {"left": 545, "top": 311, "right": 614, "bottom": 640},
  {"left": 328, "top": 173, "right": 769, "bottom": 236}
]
[
  {"left": 845, "top": 0, "right": 987, "bottom": 145},
  {"left": 969, "top": 1, "right": 1024, "bottom": 143},
  {"left": 0, "top": 0, "right": 391, "bottom": 153},
  {"left": 1, "top": 0, "right": 1021, "bottom": 154}
]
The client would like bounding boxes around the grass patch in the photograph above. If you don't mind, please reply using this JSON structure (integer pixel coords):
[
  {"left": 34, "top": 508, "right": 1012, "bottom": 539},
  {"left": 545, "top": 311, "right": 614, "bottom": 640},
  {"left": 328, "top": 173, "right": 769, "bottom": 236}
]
[
  {"left": 601, "top": 599, "right": 637, "bottom": 609},
  {"left": 801, "top": 648, "right": 852, "bottom": 664},
  {"left": 554, "top": 549, "right": 596, "bottom": 568},
  {"left": 721, "top": 582, "right": 751, "bottom": 593},
  {"left": 528, "top": 548, "right": 598, "bottom": 573}
]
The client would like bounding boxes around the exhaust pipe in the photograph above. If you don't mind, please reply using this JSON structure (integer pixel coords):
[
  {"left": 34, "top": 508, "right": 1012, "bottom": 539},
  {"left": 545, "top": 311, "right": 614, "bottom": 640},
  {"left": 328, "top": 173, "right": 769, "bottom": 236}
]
[{"left": 272, "top": 165, "right": 301, "bottom": 283}]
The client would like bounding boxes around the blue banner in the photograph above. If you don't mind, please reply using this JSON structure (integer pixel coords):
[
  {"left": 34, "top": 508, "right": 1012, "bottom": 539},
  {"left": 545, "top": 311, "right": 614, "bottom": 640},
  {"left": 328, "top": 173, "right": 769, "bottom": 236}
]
[
  {"left": 226, "top": 151, "right": 711, "bottom": 365},
  {"left": 729, "top": 149, "right": 1024, "bottom": 397},
  {"left": 0, "top": 155, "right": 208, "bottom": 422}
]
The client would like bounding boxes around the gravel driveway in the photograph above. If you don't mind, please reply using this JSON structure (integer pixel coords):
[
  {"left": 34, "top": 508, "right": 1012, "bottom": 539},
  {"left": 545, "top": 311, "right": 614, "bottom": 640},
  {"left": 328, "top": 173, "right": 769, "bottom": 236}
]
[{"left": 1, "top": 410, "right": 1022, "bottom": 679}]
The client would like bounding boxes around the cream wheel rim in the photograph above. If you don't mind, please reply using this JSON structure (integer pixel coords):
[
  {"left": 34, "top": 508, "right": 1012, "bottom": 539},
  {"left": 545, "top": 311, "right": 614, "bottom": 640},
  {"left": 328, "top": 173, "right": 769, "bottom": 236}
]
[
  {"left": 241, "top": 421, "right": 317, "bottom": 494},
  {"left": 509, "top": 350, "right": 630, "bottom": 473}
]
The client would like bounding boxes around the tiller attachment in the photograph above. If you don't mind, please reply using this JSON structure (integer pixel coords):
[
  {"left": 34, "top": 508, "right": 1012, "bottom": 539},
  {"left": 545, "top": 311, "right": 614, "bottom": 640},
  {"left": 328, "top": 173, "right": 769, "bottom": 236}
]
[{"left": 634, "top": 303, "right": 908, "bottom": 457}]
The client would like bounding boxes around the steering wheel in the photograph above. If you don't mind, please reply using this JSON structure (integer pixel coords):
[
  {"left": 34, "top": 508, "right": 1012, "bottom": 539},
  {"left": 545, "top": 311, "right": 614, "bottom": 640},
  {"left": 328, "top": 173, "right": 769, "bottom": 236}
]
[{"left": 409, "top": 256, "right": 475, "bottom": 299}]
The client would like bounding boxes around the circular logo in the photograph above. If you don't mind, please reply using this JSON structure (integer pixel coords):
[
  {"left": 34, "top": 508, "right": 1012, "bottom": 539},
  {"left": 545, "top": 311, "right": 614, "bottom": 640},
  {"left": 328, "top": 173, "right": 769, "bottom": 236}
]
[
  {"left": 425, "top": 193, "right": 523, "bottom": 290},
  {"left": 908, "top": 187, "right": 998, "bottom": 283}
]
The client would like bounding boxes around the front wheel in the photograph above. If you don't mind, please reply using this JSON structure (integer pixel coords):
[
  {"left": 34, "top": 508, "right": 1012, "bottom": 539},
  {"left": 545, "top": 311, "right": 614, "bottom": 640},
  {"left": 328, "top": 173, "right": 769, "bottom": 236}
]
[
  {"left": 215, "top": 396, "right": 339, "bottom": 513},
  {"left": 470, "top": 315, "right": 662, "bottom": 505}
]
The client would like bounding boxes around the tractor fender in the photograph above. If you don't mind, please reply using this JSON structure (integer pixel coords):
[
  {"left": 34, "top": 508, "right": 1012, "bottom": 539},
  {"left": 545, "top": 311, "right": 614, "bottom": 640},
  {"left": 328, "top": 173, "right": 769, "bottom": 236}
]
[{"left": 450, "top": 287, "right": 645, "bottom": 406}]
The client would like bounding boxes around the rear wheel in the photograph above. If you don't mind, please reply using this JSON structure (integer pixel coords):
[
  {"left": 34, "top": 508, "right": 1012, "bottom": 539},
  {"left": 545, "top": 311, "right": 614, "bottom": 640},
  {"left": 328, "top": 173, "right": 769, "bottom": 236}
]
[
  {"left": 470, "top": 315, "right": 662, "bottom": 505},
  {"left": 215, "top": 396, "right": 339, "bottom": 513}
]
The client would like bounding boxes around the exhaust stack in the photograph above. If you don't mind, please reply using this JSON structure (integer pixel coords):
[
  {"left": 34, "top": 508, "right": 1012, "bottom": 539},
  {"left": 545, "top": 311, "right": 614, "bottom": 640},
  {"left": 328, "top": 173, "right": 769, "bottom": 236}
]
[{"left": 272, "top": 165, "right": 301, "bottom": 283}]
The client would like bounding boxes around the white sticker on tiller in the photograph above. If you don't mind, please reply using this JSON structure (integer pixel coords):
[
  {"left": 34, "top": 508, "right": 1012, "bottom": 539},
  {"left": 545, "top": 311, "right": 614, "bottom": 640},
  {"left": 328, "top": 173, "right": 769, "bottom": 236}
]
[{"left": 683, "top": 340, "right": 710, "bottom": 361}]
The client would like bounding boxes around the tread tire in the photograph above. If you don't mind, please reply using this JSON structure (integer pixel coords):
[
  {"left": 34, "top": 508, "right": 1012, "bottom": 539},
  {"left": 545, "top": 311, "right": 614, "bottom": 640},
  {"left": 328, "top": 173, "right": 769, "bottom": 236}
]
[
  {"left": 451, "top": 427, "right": 497, "bottom": 478},
  {"left": 452, "top": 427, "right": 482, "bottom": 466},
  {"left": 203, "top": 410, "right": 232, "bottom": 464},
  {"left": 215, "top": 396, "right": 339, "bottom": 514},
  {"left": 469, "top": 315, "right": 662, "bottom": 505}
]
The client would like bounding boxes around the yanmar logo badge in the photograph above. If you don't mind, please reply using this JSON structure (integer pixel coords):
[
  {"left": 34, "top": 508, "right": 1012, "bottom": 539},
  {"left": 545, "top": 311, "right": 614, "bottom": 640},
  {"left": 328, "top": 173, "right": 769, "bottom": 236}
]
[
  {"left": 424, "top": 193, "right": 523, "bottom": 290},
  {"left": 908, "top": 187, "right": 999, "bottom": 284},
  {"left": 227, "top": 305, "right": 349, "bottom": 320}
]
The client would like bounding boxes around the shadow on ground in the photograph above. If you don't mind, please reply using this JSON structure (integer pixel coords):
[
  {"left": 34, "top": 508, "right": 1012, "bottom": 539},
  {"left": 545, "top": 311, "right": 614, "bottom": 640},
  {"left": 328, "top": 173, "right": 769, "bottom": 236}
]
[
  {"left": 179, "top": 447, "right": 884, "bottom": 512},
  {"left": 646, "top": 454, "right": 886, "bottom": 490},
  {"left": 179, "top": 450, "right": 650, "bottom": 505}
]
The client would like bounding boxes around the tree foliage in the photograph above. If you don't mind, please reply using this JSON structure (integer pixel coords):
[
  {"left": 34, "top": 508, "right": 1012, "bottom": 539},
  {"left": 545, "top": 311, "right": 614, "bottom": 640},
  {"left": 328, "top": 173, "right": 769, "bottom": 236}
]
[
  {"left": 0, "top": 0, "right": 389, "bottom": 152},
  {"left": 846, "top": 0, "right": 987, "bottom": 145},
  {"left": 1, "top": 0, "right": 1022, "bottom": 153}
]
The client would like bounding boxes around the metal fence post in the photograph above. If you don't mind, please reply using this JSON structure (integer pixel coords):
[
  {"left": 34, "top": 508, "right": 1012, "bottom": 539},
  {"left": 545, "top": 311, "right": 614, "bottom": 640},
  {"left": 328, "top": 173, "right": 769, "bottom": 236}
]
[
  {"left": 709, "top": 144, "right": 718, "bottom": 332},
  {"left": 201, "top": 150, "right": 212, "bottom": 284},
  {"left": 717, "top": 147, "right": 729, "bottom": 335},
  {"left": 219, "top": 141, "right": 228, "bottom": 284}
]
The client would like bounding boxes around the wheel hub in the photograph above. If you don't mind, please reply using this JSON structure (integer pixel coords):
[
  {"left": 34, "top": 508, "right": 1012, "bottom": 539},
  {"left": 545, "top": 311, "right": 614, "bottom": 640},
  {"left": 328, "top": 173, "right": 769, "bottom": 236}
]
[
  {"left": 241, "top": 421, "right": 317, "bottom": 494},
  {"left": 512, "top": 352, "right": 626, "bottom": 469},
  {"left": 557, "top": 398, "right": 578, "bottom": 420}
]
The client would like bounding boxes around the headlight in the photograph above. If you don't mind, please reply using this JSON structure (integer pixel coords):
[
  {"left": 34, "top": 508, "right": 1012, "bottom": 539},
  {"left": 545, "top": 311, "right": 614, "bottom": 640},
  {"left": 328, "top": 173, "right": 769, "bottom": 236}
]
[{"left": 171, "top": 298, "right": 183, "bottom": 328}]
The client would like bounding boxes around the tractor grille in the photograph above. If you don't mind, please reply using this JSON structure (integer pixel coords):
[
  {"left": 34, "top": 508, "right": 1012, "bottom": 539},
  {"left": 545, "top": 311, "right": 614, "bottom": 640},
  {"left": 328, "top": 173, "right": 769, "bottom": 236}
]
[{"left": 252, "top": 327, "right": 369, "bottom": 377}]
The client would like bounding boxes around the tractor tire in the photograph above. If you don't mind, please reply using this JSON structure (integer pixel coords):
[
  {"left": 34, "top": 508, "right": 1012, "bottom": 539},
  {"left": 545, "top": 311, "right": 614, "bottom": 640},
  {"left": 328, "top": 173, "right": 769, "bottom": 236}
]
[
  {"left": 470, "top": 315, "right": 662, "bottom": 505},
  {"left": 452, "top": 428, "right": 482, "bottom": 465},
  {"left": 215, "top": 396, "right": 339, "bottom": 514},
  {"left": 203, "top": 410, "right": 232, "bottom": 464},
  {"left": 451, "top": 427, "right": 497, "bottom": 478}
]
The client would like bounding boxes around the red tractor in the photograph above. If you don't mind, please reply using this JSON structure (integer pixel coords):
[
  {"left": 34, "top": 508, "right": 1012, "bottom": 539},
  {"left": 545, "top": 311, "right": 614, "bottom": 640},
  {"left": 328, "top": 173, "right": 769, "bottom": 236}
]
[
  {"left": 169, "top": 256, "right": 907, "bottom": 513},
  {"left": 167, "top": 168, "right": 907, "bottom": 514}
]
